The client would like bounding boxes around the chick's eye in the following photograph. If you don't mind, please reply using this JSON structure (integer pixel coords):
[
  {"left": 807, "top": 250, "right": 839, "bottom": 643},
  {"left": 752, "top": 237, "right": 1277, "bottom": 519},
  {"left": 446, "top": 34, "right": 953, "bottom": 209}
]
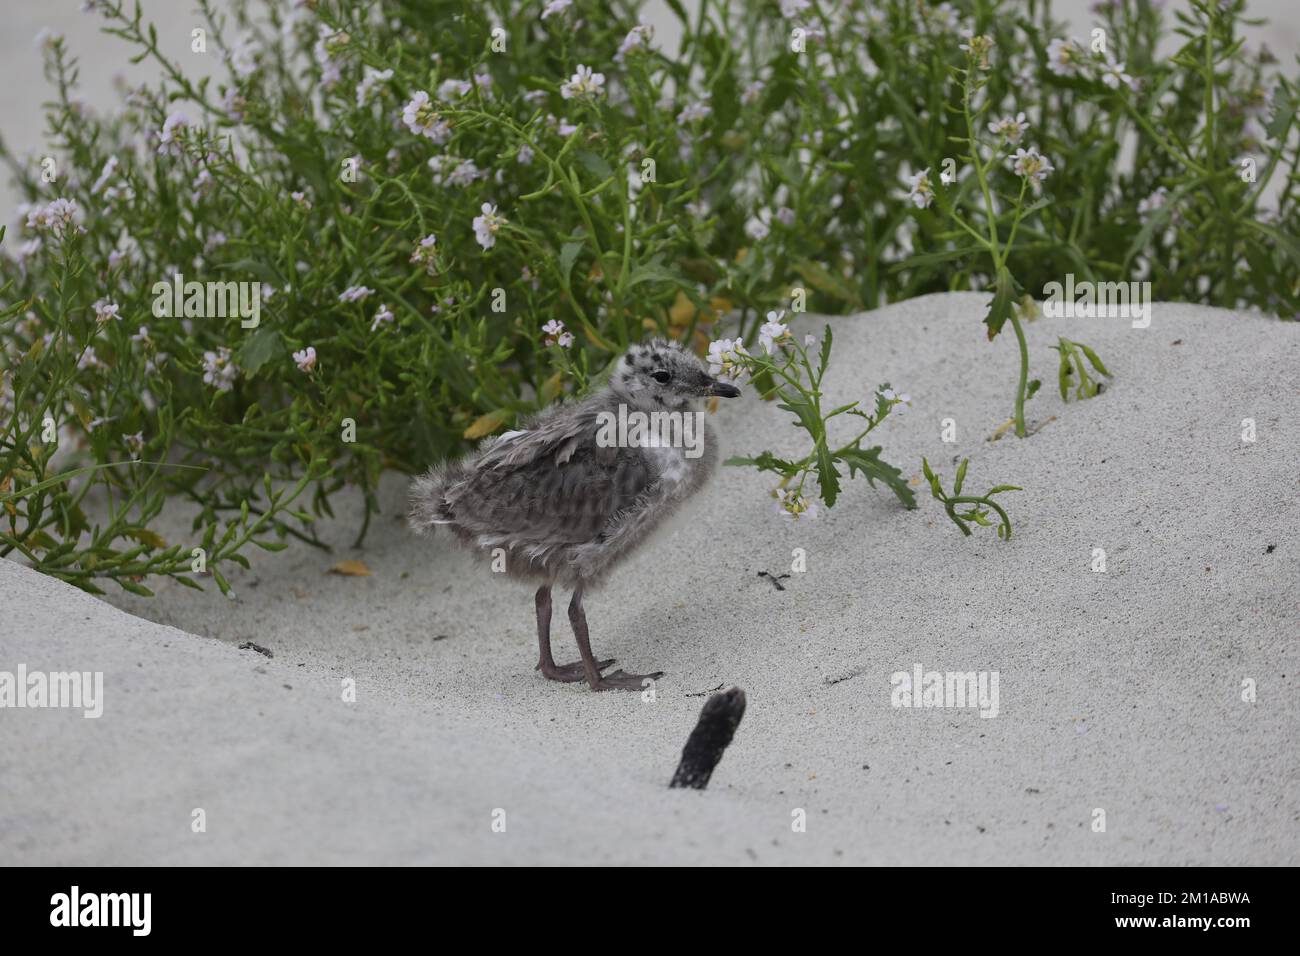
[{"left": 651, "top": 370, "right": 671, "bottom": 384}]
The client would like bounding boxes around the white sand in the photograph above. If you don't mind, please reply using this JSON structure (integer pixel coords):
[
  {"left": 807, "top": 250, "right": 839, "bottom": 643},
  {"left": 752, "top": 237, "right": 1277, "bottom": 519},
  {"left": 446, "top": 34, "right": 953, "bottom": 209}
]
[{"left": 3, "top": 293, "right": 1297, "bottom": 865}]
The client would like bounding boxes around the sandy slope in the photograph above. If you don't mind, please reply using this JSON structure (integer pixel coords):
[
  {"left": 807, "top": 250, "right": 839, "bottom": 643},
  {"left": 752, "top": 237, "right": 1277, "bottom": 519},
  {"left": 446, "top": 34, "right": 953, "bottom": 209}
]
[{"left": 2, "top": 292, "right": 1298, "bottom": 865}]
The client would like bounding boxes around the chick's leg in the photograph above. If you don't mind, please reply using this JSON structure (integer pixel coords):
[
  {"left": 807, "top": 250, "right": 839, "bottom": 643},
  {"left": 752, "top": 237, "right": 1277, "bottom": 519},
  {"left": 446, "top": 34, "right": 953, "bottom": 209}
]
[
  {"left": 535, "top": 583, "right": 612, "bottom": 682},
  {"left": 567, "top": 586, "right": 663, "bottom": 692}
]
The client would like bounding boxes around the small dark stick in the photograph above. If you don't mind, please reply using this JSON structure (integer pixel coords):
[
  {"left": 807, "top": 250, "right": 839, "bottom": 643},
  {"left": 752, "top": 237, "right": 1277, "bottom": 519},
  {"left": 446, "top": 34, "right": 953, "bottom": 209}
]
[{"left": 669, "top": 687, "right": 746, "bottom": 790}]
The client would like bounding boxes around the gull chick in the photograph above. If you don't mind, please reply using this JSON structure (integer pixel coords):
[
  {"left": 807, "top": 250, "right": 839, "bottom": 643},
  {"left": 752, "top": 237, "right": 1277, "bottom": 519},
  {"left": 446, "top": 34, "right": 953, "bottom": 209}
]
[{"left": 409, "top": 339, "right": 740, "bottom": 691}]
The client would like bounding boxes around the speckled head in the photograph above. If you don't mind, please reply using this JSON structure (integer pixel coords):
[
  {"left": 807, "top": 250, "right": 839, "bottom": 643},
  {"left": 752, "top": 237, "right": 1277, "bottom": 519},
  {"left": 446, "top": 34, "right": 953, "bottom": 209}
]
[{"left": 609, "top": 338, "right": 741, "bottom": 411}]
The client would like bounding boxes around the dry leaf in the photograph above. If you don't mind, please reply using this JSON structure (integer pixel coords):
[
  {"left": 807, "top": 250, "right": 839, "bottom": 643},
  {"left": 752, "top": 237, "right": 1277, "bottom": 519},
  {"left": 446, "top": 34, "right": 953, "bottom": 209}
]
[
  {"left": 540, "top": 371, "right": 564, "bottom": 403},
  {"left": 329, "top": 559, "right": 372, "bottom": 577},
  {"left": 668, "top": 289, "right": 696, "bottom": 327},
  {"left": 463, "top": 409, "right": 509, "bottom": 440}
]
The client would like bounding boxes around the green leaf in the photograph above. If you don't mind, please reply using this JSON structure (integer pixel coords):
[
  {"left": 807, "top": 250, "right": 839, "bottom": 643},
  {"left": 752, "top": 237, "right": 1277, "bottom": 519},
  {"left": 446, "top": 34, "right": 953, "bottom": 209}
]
[
  {"left": 212, "top": 567, "right": 232, "bottom": 596},
  {"left": 724, "top": 450, "right": 798, "bottom": 475},
  {"left": 1265, "top": 80, "right": 1296, "bottom": 141},
  {"left": 558, "top": 240, "right": 583, "bottom": 285},
  {"left": 1077, "top": 342, "right": 1110, "bottom": 377},
  {"left": 983, "top": 266, "right": 1015, "bottom": 341},
  {"left": 575, "top": 149, "right": 613, "bottom": 181},
  {"left": 840, "top": 446, "right": 917, "bottom": 509},
  {"left": 815, "top": 440, "right": 841, "bottom": 507},
  {"left": 793, "top": 260, "right": 864, "bottom": 310},
  {"left": 238, "top": 327, "right": 284, "bottom": 376}
]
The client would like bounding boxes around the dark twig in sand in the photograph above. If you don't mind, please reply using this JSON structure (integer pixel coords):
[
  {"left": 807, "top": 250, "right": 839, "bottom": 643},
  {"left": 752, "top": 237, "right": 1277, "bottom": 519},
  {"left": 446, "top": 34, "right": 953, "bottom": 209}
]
[
  {"left": 757, "top": 570, "right": 791, "bottom": 591},
  {"left": 685, "top": 683, "right": 725, "bottom": 698},
  {"left": 238, "top": 641, "right": 273, "bottom": 659},
  {"left": 670, "top": 687, "right": 746, "bottom": 790}
]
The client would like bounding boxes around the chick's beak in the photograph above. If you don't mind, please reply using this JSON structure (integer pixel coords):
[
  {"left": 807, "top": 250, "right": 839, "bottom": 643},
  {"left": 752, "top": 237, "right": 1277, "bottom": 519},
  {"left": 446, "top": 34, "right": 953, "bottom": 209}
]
[{"left": 709, "top": 380, "right": 741, "bottom": 398}]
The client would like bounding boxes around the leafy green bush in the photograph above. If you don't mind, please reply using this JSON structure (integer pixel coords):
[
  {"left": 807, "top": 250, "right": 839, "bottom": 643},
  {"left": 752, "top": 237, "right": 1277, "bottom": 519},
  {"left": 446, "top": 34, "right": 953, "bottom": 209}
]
[{"left": 1, "top": 0, "right": 1296, "bottom": 592}]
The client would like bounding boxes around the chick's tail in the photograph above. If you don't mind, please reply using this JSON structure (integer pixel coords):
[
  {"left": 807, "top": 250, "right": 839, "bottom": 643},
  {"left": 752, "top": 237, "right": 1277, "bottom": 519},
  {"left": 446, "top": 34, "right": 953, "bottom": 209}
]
[{"left": 408, "top": 465, "right": 458, "bottom": 535}]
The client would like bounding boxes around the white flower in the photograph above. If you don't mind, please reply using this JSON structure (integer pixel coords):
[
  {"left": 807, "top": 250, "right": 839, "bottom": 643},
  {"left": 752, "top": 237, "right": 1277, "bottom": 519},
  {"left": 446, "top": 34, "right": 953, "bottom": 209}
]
[
  {"left": 1008, "top": 147, "right": 1055, "bottom": 193},
  {"left": 557, "top": 331, "right": 575, "bottom": 348},
  {"left": 292, "top": 345, "right": 317, "bottom": 373},
  {"left": 123, "top": 431, "right": 145, "bottom": 454},
  {"left": 540, "top": 0, "right": 572, "bottom": 19},
  {"left": 402, "top": 91, "right": 451, "bottom": 143},
  {"left": 780, "top": 0, "right": 812, "bottom": 18},
  {"left": 313, "top": 26, "right": 349, "bottom": 89},
  {"left": 221, "top": 89, "right": 247, "bottom": 122},
  {"left": 776, "top": 206, "right": 796, "bottom": 227},
  {"left": 410, "top": 233, "right": 438, "bottom": 272},
  {"left": 356, "top": 66, "right": 394, "bottom": 106},
  {"left": 959, "top": 32, "right": 995, "bottom": 69},
  {"left": 560, "top": 64, "right": 605, "bottom": 100},
  {"left": 803, "top": 333, "right": 816, "bottom": 347},
  {"left": 1098, "top": 54, "right": 1134, "bottom": 91},
  {"left": 517, "top": 144, "right": 535, "bottom": 165},
  {"left": 1046, "top": 38, "right": 1086, "bottom": 78},
  {"left": 131, "top": 325, "right": 151, "bottom": 344},
  {"left": 775, "top": 490, "right": 818, "bottom": 522},
  {"left": 706, "top": 337, "right": 750, "bottom": 383},
  {"left": 204, "top": 231, "right": 228, "bottom": 255},
  {"left": 26, "top": 198, "right": 80, "bottom": 233},
  {"left": 759, "top": 311, "right": 791, "bottom": 354},
  {"left": 742, "top": 80, "right": 765, "bottom": 106},
  {"left": 988, "top": 112, "right": 1029, "bottom": 145},
  {"left": 473, "top": 203, "right": 507, "bottom": 250},
  {"left": 616, "top": 23, "right": 654, "bottom": 62},
  {"left": 1137, "top": 186, "right": 1170, "bottom": 223},
  {"left": 228, "top": 35, "right": 258, "bottom": 78},
  {"left": 16, "top": 237, "right": 43, "bottom": 265},
  {"left": 92, "top": 299, "right": 120, "bottom": 324},
  {"left": 745, "top": 214, "right": 770, "bottom": 241},
  {"left": 906, "top": 168, "right": 935, "bottom": 209},
  {"left": 339, "top": 285, "right": 375, "bottom": 303},
  {"left": 370, "top": 304, "right": 395, "bottom": 332},
  {"left": 157, "top": 111, "right": 190, "bottom": 156},
  {"left": 677, "top": 98, "right": 712, "bottom": 124},
  {"left": 290, "top": 190, "right": 312, "bottom": 210},
  {"left": 437, "top": 78, "right": 472, "bottom": 100},
  {"left": 202, "top": 347, "right": 238, "bottom": 391},
  {"left": 78, "top": 346, "right": 101, "bottom": 370},
  {"left": 919, "top": 1, "right": 960, "bottom": 32},
  {"left": 91, "top": 156, "right": 119, "bottom": 195}
]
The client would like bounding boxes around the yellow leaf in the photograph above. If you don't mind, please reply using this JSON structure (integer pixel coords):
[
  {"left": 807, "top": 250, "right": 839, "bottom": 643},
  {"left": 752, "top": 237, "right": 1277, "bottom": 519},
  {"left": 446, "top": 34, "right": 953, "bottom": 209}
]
[
  {"left": 125, "top": 528, "right": 168, "bottom": 549},
  {"left": 463, "top": 409, "right": 510, "bottom": 440},
  {"left": 540, "top": 372, "right": 563, "bottom": 404},
  {"left": 708, "top": 296, "right": 733, "bottom": 317},
  {"left": 329, "top": 559, "right": 372, "bottom": 577},
  {"left": 668, "top": 290, "right": 696, "bottom": 326}
]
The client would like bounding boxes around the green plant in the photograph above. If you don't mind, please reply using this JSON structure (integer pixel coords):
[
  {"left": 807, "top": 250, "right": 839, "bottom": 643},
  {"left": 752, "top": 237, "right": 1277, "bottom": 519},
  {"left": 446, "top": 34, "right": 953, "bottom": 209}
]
[
  {"left": 1052, "top": 335, "right": 1111, "bottom": 401},
  {"left": 1, "top": 0, "right": 1295, "bottom": 589},
  {"left": 922, "top": 456, "right": 1021, "bottom": 539},
  {"left": 717, "top": 318, "right": 915, "bottom": 519}
]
